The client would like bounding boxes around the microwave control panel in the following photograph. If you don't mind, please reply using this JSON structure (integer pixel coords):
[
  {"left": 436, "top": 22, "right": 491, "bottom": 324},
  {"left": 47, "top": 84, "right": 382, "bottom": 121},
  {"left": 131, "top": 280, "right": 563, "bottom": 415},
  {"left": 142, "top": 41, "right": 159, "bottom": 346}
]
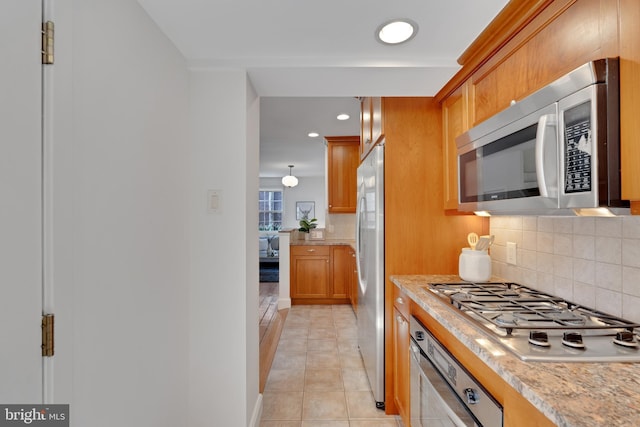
[{"left": 563, "top": 101, "right": 592, "bottom": 194}]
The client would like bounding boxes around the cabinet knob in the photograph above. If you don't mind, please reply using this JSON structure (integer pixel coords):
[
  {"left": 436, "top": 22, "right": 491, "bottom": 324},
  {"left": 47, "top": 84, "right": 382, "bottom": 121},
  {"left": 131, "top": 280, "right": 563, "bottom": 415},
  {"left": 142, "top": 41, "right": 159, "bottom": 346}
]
[
  {"left": 396, "top": 297, "right": 404, "bottom": 305},
  {"left": 307, "top": 249, "right": 316, "bottom": 252},
  {"left": 396, "top": 315, "right": 407, "bottom": 326}
]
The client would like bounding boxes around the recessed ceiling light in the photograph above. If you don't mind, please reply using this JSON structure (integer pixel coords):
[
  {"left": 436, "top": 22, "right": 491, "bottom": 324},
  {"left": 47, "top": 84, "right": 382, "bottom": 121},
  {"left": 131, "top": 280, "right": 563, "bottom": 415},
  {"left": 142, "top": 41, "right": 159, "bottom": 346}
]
[
  {"left": 336, "top": 113, "right": 350, "bottom": 121},
  {"left": 308, "top": 132, "right": 319, "bottom": 138},
  {"left": 375, "top": 19, "right": 418, "bottom": 45}
]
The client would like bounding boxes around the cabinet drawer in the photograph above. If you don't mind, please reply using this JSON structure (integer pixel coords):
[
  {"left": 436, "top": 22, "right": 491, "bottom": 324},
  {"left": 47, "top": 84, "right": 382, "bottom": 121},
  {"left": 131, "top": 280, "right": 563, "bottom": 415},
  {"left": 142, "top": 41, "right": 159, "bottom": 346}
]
[
  {"left": 393, "top": 285, "right": 410, "bottom": 319},
  {"left": 291, "top": 245, "right": 331, "bottom": 256}
]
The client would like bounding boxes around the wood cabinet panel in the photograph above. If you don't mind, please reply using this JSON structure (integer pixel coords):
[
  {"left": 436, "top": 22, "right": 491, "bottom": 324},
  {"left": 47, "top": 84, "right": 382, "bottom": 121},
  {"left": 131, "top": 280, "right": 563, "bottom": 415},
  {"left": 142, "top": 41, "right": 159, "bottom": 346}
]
[
  {"left": 381, "top": 97, "right": 489, "bottom": 414},
  {"left": 442, "top": 83, "right": 471, "bottom": 210},
  {"left": 393, "top": 285, "right": 410, "bottom": 320},
  {"left": 471, "top": 0, "right": 619, "bottom": 125},
  {"left": 326, "top": 136, "right": 359, "bottom": 213},
  {"left": 331, "top": 246, "right": 351, "bottom": 299},
  {"left": 360, "top": 97, "right": 384, "bottom": 160},
  {"left": 620, "top": 0, "right": 640, "bottom": 202},
  {"left": 392, "top": 307, "right": 410, "bottom": 425},
  {"left": 290, "top": 255, "right": 329, "bottom": 299},
  {"left": 371, "top": 97, "right": 384, "bottom": 147}
]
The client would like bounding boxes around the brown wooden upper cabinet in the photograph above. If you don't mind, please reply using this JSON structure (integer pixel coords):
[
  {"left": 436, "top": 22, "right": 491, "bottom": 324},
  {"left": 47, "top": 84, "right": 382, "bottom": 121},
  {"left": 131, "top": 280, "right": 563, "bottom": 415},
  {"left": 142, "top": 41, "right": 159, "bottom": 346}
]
[
  {"left": 360, "top": 97, "right": 384, "bottom": 161},
  {"left": 442, "top": 82, "right": 472, "bottom": 211},
  {"left": 326, "top": 135, "right": 359, "bottom": 213},
  {"left": 437, "top": 0, "right": 640, "bottom": 213}
]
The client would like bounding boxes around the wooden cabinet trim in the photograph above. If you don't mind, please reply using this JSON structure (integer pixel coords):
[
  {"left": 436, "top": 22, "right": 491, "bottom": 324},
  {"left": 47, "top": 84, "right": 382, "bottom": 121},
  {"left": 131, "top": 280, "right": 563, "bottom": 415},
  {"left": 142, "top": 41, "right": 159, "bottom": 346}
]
[{"left": 436, "top": 0, "right": 571, "bottom": 102}]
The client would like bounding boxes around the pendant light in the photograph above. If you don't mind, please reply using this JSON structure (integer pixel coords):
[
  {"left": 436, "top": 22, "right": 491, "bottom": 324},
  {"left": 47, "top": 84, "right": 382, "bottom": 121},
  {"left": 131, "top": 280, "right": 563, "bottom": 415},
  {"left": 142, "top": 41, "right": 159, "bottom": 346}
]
[{"left": 282, "top": 165, "right": 299, "bottom": 188}]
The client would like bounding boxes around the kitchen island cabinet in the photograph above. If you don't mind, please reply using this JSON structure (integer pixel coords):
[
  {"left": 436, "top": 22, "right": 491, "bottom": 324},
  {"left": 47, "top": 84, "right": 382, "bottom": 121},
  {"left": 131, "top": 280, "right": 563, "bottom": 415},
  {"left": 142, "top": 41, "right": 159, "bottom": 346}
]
[{"left": 393, "top": 275, "right": 640, "bottom": 427}]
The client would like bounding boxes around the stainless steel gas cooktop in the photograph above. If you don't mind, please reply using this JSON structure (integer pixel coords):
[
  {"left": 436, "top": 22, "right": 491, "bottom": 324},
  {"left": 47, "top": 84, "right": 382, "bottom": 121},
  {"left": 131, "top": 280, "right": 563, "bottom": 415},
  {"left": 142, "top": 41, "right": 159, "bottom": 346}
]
[{"left": 424, "top": 281, "right": 640, "bottom": 362}]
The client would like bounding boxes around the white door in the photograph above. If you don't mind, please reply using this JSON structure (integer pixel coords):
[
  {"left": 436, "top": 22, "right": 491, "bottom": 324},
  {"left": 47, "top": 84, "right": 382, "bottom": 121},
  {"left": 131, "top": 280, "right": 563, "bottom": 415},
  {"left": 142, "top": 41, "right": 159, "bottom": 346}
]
[{"left": 0, "top": 0, "right": 43, "bottom": 402}]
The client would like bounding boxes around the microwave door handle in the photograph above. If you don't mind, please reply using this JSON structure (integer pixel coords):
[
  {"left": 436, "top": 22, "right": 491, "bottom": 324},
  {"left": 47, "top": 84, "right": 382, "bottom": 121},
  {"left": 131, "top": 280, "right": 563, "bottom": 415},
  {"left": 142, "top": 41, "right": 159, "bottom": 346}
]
[{"left": 535, "top": 114, "right": 557, "bottom": 198}]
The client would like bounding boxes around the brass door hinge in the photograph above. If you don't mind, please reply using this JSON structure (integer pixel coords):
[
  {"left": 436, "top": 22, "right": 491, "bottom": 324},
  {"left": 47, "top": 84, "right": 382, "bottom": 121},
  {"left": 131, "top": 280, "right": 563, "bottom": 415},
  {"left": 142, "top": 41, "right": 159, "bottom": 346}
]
[
  {"left": 42, "top": 314, "right": 54, "bottom": 357},
  {"left": 42, "top": 21, "right": 54, "bottom": 64}
]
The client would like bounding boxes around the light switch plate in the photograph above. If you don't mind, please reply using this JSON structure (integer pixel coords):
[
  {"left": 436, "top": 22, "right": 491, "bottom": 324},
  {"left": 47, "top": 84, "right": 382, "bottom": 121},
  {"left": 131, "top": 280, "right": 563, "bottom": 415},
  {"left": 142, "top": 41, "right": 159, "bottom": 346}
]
[
  {"left": 506, "top": 242, "right": 517, "bottom": 265},
  {"left": 207, "top": 189, "right": 222, "bottom": 214}
]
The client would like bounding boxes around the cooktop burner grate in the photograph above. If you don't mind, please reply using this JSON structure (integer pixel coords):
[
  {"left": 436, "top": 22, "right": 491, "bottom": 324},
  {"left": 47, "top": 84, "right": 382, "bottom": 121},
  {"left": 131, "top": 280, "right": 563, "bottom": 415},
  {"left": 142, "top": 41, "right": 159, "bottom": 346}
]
[{"left": 428, "top": 282, "right": 640, "bottom": 334}]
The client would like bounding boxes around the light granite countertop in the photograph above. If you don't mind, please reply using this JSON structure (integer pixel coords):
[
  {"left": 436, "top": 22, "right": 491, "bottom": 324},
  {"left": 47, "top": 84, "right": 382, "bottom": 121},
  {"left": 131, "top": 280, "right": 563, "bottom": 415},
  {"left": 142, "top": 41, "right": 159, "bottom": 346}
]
[
  {"left": 391, "top": 274, "right": 640, "bottom": 427},
  {"left": 290, "top": 238, "right": 355, "bottom": 249}
]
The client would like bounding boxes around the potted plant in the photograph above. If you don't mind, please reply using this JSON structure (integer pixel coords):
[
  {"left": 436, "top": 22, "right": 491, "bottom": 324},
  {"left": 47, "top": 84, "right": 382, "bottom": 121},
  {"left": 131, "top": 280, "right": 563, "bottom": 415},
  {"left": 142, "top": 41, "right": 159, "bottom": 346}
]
[{"left": 298, "top": 217, "right": 317, "bottom": 240}]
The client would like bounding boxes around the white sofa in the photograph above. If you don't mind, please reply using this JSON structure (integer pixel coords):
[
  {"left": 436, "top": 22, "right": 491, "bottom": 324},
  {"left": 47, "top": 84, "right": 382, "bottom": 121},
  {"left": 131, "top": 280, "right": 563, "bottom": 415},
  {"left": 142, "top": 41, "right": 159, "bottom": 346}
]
[{"left": 259, "top": 235, "right": 279, "bottom": 259}]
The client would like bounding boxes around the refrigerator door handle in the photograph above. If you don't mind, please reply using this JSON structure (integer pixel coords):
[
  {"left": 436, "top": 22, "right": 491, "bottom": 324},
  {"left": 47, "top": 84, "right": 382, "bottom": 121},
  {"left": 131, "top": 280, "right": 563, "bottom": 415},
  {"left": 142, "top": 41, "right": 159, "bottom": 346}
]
[{"left": 355, "top": 189, "right": 367, "bottom": 292}]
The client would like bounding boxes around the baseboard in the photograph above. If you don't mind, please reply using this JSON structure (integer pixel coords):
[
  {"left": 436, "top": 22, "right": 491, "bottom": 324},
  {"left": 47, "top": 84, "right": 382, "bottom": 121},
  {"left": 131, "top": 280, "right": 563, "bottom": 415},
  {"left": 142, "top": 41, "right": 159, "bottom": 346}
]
[
  {"left": 248, "top": 393, "right": 262, "bottom": 427},
  {"left": 277, "top": 297, "right": 291, "bottom": 310}
]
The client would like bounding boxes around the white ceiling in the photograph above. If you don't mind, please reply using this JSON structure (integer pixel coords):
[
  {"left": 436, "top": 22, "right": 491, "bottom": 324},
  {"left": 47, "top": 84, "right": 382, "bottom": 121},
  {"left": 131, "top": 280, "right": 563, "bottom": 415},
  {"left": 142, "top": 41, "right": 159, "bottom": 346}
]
[{"left": 136, "top": 0, "right": 509, "bottom": 177}]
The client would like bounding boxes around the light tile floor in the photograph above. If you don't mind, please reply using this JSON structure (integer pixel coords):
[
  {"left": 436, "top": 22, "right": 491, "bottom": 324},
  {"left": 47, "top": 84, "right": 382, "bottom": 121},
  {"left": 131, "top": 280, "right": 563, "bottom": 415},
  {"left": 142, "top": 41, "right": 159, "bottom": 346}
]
[{"left": 260, "top": 304, "right": 402, "bottom": 427}]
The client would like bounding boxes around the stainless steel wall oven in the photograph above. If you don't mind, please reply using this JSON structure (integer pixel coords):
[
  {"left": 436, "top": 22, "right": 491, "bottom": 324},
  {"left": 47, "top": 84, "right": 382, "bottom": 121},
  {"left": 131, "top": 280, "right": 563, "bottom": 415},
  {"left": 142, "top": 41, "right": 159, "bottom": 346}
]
[{"left": 410, "top": 316, "right": 503, "bottom": 427}]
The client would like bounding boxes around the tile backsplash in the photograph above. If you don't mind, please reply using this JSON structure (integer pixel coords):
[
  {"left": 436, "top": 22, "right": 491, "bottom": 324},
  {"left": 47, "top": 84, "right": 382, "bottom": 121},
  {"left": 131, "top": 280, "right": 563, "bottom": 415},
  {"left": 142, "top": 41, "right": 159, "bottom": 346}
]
[
  {"left": 325, "top": 212, "right": 356, "bottom": 240},
  {"left": 490, "top": 215, "right": 640, "bottom": 323}
]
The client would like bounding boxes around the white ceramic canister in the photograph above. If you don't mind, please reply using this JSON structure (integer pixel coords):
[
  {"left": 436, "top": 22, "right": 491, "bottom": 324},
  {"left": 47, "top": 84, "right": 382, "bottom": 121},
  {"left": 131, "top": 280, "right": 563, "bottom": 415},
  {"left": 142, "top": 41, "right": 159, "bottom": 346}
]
[{"left": 459, "top": 248, "right": 491, "bottom": 282}]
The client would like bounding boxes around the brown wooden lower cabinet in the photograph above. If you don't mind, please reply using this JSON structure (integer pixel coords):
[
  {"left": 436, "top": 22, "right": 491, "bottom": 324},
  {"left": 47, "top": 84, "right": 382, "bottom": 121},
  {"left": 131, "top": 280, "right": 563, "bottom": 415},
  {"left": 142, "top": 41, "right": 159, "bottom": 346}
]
[
  {"left": 392, "top": 285, "right": 411, "bottom": 424},
  {"left": 392, "top": 306, "right": 410, "bottom": 425},
  {"left": 290, "top": 244, "right": 352, "bottom": 305}
]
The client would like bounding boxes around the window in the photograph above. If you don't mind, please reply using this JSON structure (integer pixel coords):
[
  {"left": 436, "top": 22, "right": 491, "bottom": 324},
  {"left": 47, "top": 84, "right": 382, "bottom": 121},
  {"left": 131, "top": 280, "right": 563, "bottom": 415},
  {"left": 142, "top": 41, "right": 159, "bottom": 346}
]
[{"left": 259, "top": 190, "right": 283, "bottom": 231}]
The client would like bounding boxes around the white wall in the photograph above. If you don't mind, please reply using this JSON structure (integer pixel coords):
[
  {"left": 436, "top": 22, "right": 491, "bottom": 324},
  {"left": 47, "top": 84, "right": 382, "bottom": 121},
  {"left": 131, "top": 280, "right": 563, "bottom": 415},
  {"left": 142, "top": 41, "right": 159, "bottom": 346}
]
[
  {"left": 245, "top": 80, "right": 261, "bottom": 425},
  {"left": 189, "top": 69, "right": 259, "bottom": 426},
  {"left": 260, "top": 176, "right": 327, "bottom": 229},
  {"left": 52, "top": 0, "right": 191, "bottom": 425},
  {"left": 491, "top": 215, "right": 640, "bottom": 323}
]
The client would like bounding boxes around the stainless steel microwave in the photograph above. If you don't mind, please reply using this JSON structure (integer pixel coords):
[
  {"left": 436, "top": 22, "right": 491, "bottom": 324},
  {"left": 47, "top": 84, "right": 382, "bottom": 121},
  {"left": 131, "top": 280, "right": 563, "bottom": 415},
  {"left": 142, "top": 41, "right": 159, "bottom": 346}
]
[{"left": 456, "top": 58, "right": 628, "bottom": 215}]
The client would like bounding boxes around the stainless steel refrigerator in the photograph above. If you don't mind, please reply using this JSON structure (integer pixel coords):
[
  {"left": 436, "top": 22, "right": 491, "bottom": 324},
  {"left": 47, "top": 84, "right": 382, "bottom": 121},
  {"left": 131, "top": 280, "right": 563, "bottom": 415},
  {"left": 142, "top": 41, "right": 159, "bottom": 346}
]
[{"left": 356, "top": 142, "right": 385, "bottom": 409}]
